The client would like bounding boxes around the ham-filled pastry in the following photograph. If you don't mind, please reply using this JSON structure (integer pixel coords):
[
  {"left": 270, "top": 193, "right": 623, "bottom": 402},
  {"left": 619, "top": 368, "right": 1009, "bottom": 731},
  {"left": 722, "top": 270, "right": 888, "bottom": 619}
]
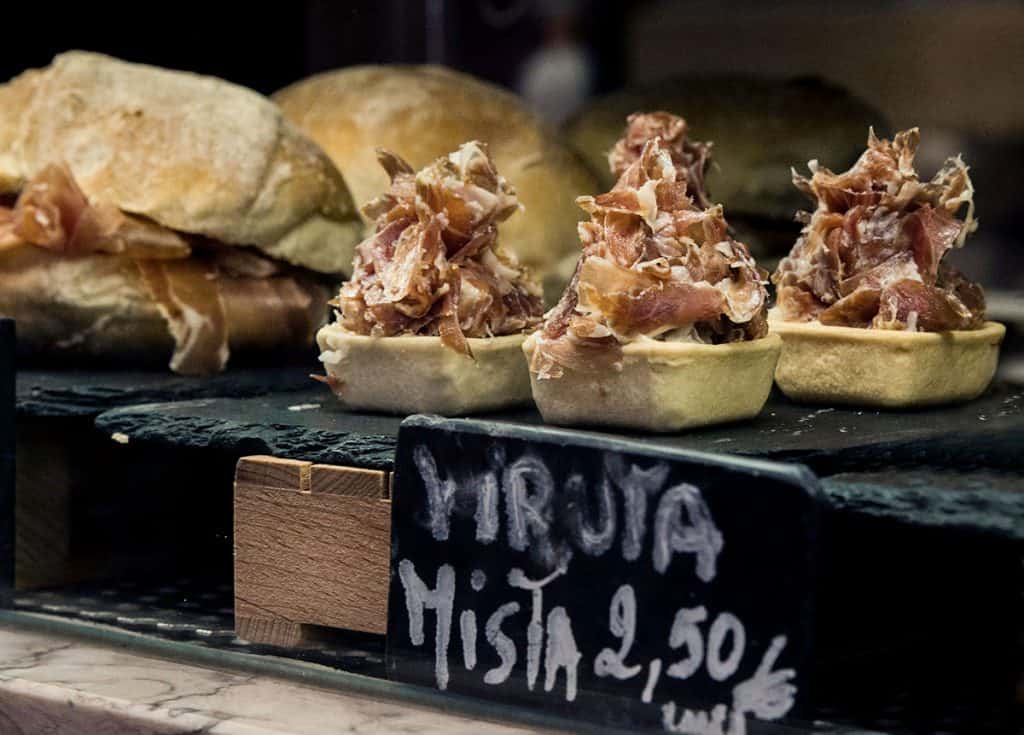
[
  {"left": 769, "top": 128, "right": 1004, "bottom": 406},
  {"left": 317, "top": 141, "right": 544, "bottom": 415},
  {"left": 524, "top": 112, "right": 781, "bottom": 431}
]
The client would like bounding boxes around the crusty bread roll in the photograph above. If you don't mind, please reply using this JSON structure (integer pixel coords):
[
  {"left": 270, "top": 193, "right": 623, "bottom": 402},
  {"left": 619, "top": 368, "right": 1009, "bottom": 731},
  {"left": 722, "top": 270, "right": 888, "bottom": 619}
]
[
  {"left": 769, "top": 315, "right": 1004, "bottom": 407},
  {"left": 2, "top": 246, "right": 331, "bottom": 370},
  {"left": 317, "top": 329, "right": 531, "bottom": 415},
  {"left": 0, "top": 52, "right": 363, "bottom": 275},
  {"left": 523, "top": 333, "right": 781, "bottom": 432},
  {"left": 0, "top": 52, "right": 362, "bottom": 374},
  {"left": 273, "top": 65, "right": 599, "bottom": 294}
]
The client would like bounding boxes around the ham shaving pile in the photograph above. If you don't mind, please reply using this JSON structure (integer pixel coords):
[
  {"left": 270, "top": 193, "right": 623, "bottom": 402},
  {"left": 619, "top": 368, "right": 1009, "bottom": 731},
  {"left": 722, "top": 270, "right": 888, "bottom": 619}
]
[
  {"left": 334, "top": 141, "right": 543, "bottom": 355},
  {"left": 530, "top": 113, "right": 768, "bottom": 380},
  {"left": 772, "top": 128, "right": 985, "bottom": 331},
  {"left": 0, "top": 164, "right": 192, "bottom": 259},
  {"left": 608, "top": 111, "right": 713, "bottom": 209},
  {"left": 0, "top": 164, "right": 318, "bottom": 374}
]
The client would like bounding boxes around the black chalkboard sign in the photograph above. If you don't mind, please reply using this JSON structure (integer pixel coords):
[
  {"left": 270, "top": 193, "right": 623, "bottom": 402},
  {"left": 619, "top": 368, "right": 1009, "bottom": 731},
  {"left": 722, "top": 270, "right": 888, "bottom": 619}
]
[{"left": 387, "top": 416, "right": 823, "bottom": 733}]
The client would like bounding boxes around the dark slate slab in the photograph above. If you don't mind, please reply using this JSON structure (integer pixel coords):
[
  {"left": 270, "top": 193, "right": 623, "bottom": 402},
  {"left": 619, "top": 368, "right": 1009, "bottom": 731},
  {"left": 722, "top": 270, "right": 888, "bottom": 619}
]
[
  {"left": 17, "top": 367, "right": 319, "bottom": 418},
  {"left": 94, "top": 386, "right": 1021, "bottom": 733},
  {"left": 642, "top": 384, "right": 1024, "bottom": 474},
  {"left": 95, "top": 388, "right": 410, "bottom": 471},
  {"left": 94, "top": 384, "right": 1024, "bottom": 540},
  {"left": 822, "top": 469, "right": 1023, "bottom": 542},
  {"left": 96, "top": 384, "right": 1024, "bottom": 474}
]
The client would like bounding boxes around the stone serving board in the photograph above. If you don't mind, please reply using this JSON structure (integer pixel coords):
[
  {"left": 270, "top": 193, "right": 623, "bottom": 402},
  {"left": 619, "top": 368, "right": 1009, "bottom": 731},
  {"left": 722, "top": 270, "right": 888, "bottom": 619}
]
[
  {"left": 93, "top": 384, "right": 1024, "bottom": 536},
  {"left": 94, "top": 383, "right": 1024, "bottom": 470},
  {"left": 17, "top": 367, "right": 318, "bottom": 418}
]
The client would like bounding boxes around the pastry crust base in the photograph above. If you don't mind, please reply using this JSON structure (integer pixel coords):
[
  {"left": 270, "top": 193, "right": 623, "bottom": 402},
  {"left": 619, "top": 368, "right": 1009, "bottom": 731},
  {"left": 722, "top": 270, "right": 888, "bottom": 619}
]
[
  {"left": 768, "top": 311, "right": 1005, "bottom": 407},
  {"left": 523, "top": 333, "right": 781, "bottom": 432},
  {"left": 316, "top": 326, "right": 532, "bottom": 415}
]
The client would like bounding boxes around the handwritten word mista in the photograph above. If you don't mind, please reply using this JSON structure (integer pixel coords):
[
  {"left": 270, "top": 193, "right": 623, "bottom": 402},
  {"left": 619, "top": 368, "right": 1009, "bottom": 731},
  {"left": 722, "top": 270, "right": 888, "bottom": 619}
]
[{"left": 398, "top": 562, "right": 796, "bottom": 733}]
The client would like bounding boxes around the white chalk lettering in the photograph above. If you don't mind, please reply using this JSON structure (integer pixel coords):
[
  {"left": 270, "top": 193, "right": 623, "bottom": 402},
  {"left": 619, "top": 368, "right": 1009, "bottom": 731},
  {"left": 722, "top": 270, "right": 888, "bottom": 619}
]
[
  {"left": 405, "top": 441, "right": 799, "bottom": 733},
  {"left": 641, "top": 658, "right": 662, "bottom": 704},
  {"left": 663, "top": 636, "right": 796, "bottom": 734},
  {"left": 460, "top": 610, "right": 478, "bottom": 670},
  {"left": 594, "top": 584, "right": 643, "bottom": 680},
  {"left": 564, "top": 472, "right": 616, "bottom": 556},
  {"left": 653, "top": 483, "right": 723, "bottom": 581},
  {"left": 413, "top": 443, "right": 731, "bottom": 575},
  {"left": 662, "top": 702, "right": 735, "bottom": 735},
  {"left": 543, "top": 606, "right": 581, "bottom": 702},
  {"left": 484, "top": 602, "right": 520, "bottom": 685},
  {"left": 398, "top": 559, "right": 455, "bottom": 690},
  {"left": 605, "top": 455, "right": 670, "bottom": 562},
  {"left": 503, "top": 454, "right": 552, "bottom": 552},
  {"left": 414, "top": 446, "right": 459, "bottom": 541},
  {"left": 707, "top": 613, "right": 745, "bottom": 682},
  {"left": 471, "top": 569, "right": 487, "bottom": 591},
  {"left": 474, "top": 446, "right": 504, "bottom": 543},
  {"left": 731, "top": 636, "right": 796, "bottom": 721},
  {"left": 508, "top": 565, "right": 567, "bottom": 690},
  {"left": 503, "top": 454, "right": 570, "bottom": 569},
  {"left": 667, "top": 606, "right": 707, "bottom": 681}
]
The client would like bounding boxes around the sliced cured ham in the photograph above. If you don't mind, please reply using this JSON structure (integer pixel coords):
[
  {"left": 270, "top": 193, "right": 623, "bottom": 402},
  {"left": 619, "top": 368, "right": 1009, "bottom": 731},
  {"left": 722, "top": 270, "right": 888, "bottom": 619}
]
[
  {"left": 336, "top": 141, "right": 543, "bottom": 356},
  {"left": 607, "top": 112, "right": 713, "bottom": 209},
  {"left": 136, "top": 258, "right": 229, "bottom": 375},
  {"left": 773, "top": 128, "right": 984, "bottom": 332},
  {"left": 1, "top": 164, "right": 191, "bottom": 259},
  {"left": 531, "top": 117, "right": 768, "bottom": 380},
  {"left": 1, "top": 164, "right": 326, "bottom": 375}
]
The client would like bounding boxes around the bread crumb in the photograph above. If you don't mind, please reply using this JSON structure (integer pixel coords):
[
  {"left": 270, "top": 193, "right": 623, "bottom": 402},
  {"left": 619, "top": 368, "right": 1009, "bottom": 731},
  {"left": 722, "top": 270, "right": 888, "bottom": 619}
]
[{"left": 111, "top": 432, "right": 130, "bottom": 444}]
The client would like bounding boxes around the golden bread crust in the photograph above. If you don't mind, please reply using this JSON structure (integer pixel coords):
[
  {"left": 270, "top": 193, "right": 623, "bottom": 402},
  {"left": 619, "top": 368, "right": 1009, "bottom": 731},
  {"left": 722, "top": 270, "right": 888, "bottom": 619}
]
[
  {"left": 274, "top": 65, "right": 599, "bottom": 281},
  {"left": 0, "top": 52, "right": 362, "bottom": 273}
]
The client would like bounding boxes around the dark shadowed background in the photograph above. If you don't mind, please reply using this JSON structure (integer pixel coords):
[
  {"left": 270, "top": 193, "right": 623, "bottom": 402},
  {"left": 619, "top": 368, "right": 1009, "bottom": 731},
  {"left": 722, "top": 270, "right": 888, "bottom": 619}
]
[{"left": 2, "top": 1, "right": 1021, "bottom": 298}]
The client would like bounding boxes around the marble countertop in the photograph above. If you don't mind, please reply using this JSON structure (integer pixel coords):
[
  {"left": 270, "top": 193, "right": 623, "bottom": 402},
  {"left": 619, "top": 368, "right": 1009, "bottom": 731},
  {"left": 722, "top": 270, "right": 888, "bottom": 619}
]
[{"left": 0, "top": 623, "right": 558, "bottom": 734}]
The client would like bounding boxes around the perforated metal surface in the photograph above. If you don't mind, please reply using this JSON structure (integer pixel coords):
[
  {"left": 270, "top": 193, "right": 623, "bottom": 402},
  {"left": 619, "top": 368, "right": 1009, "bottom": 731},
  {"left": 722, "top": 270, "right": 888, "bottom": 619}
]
[{"left": 12, "top": 575, "right": 385, "bottom": 677}]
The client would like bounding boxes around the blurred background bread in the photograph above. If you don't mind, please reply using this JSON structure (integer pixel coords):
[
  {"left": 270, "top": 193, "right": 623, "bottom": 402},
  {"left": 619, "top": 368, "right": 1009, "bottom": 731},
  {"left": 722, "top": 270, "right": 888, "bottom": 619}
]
[
  {"left": 0, "top": 52, "right": 356, "bottom": 372},
  {"left": 274, "top": 65, "right": 599, "bottom": 299},
  {"left": 1, "top": 1, "right": 1021, "bottom": 381},
  {"left": 564, "top": 76, "right": 885, "bottom": 261},
  {"left": 0, "top": 51, "right": 363, "bottom": 276}
]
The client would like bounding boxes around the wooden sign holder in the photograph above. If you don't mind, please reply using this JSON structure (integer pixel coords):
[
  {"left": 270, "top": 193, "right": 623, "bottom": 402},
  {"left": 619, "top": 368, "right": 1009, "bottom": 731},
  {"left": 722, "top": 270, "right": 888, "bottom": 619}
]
[{"left": 233, "top": 456, "right": 392, "bottom": 644}]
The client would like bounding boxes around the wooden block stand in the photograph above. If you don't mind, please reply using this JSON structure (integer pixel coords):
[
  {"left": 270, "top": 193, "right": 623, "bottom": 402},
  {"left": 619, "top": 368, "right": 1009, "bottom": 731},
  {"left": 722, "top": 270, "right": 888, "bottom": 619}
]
[{"left": 234, "top": 456, "right": 392, "bottom": 646}]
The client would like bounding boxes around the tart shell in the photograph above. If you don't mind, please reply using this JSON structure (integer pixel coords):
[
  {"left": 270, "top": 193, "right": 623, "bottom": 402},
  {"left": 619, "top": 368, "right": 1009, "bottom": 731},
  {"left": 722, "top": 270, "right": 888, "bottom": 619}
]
[
  {"left": 523, "top": 332, "right": 782, "bottom": 432},
  {"left": 317, "top": 326, "right": 532, "bottom": 415},
  {"left": 769, "top": 312, "right": 1005, "bottom": 407}
]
